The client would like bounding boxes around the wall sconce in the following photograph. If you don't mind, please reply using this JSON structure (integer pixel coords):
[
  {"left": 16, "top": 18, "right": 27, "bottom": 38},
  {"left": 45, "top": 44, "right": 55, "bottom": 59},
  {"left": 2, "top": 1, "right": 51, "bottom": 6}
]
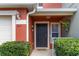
[{"left": 32, "top": 25, "right": 34, "bottom": 31}]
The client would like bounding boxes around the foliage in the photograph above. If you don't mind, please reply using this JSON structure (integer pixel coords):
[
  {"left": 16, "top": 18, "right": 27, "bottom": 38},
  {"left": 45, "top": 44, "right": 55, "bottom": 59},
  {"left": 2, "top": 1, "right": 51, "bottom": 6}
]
[
  {"left": 0, "top": 41, "right": 31, "bottom": 56},
  {"left": 54, "top": 38, "right": 79, "bottom": 56}
]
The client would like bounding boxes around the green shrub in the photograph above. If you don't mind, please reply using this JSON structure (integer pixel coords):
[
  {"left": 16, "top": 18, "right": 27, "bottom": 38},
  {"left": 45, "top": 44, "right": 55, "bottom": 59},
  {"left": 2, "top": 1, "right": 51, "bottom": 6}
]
[
  {"left": 0, "top": 41, "right": 31, "bottom": 56},
  {"left": 54, "top": 38, "right": 79, "bottom": 56}
]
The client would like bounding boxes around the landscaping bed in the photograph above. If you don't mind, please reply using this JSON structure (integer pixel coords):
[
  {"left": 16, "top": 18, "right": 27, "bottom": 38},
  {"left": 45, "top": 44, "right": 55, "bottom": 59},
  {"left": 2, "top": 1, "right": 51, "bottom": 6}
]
[
  {"left": 0, "top": 41, "right": 31, "bottom": 56},
  {"left": 54, "top": 37, "right": 79, "bottom": 56}
]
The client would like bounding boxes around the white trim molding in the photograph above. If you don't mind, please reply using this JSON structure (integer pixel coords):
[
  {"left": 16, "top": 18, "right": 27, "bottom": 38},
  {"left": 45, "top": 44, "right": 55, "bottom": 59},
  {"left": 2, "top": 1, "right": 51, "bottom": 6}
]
[
  {"left": 32, "top": 12, "right": 75, "bottom": 16},
  {"left": 16, "top": 20, "right": 26, "bottom": 24},
  {"left": 0, "top": 10, "right": 18, "bottom": 15},
  {"left": 51, "top": 22, "right": 61, "bottom": 38},
  {"left": 37, "top": 8, "right": 77, "bottom": 12},
  {"left": 34, "top": 21, "right": 49, "bottom": 49},
  {"left": 32, "top": 8, "right": 77, "bottom": 16}
]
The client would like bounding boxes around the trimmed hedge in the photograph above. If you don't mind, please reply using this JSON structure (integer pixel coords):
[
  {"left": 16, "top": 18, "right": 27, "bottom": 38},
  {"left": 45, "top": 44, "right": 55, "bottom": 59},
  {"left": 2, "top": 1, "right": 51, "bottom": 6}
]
[
  {"left": 54, "top": 38, "right": 79, "bottom": 56},
  {"left": 0, "top": 41, "right": 31, "bottom": 56}
]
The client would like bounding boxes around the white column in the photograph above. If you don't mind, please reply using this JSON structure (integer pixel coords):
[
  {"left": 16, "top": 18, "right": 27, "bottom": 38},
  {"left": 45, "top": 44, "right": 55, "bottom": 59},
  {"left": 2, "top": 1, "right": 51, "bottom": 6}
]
[
  {"left": 12, "top": 15, "right": 16, "bottom": 41},
  {"left": 26, "top": 15, "right": 29, "bottom": 42}
]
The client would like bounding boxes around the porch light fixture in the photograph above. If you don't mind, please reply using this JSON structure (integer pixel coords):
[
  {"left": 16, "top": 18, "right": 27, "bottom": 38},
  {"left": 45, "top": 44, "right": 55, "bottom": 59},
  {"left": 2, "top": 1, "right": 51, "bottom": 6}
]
[
  {"left": 32, "top": 25, "right": 34, "bottom": 28},
  {"left": 32, "top": 25, "right": 34, "bottom": 31}
]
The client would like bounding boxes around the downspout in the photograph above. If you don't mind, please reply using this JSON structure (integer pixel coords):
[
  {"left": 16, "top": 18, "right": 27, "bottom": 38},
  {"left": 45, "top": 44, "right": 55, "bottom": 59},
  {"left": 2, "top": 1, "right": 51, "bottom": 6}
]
[{"left": 26, "top": 9, "right": 36, "bottom": 42}]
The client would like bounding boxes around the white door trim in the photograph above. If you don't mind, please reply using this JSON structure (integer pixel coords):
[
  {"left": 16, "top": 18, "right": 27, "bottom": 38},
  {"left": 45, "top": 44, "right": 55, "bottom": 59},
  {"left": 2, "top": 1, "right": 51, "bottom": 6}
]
[
  {"left": 51, "top": 22, "right": 61, "bottom": 38},
  {"left": 34, "top": 21, "right": 49, "bottom": 49}
]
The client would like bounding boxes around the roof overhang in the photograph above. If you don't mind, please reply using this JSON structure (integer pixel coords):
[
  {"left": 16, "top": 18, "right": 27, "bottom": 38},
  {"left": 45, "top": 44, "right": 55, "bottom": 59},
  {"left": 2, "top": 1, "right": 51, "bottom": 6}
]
[
  {"left": 0, "top": 10, "right": 18, "bottom": 15},
  {"left": 0, "top": 3, "right": 36, "bottom": 11},
  {"left": 0, "top": 3, "right": 35, "bottom": 8},
  {"left": 31, "top": 8, "right": 77, "bottom": 16}
]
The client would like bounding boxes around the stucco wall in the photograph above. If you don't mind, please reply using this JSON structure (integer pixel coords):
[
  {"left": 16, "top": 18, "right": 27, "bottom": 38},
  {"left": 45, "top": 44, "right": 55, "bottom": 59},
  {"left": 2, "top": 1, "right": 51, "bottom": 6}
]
[
  {"left": 43, "top": 3, "right": 62, "bottom": 8},
  {"left": 63, "top": 3, "right": 79, "bottom": 38},
  {"left": 29, "top": 17, "right": 34, "bottom": 49}
]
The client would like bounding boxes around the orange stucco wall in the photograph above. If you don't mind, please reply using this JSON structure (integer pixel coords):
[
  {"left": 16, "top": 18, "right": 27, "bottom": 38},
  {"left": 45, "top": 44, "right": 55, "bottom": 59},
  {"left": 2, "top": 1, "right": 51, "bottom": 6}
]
[
  {"left": 16, "top": 8, "right": 28, "bottom": 41},
  {"left": 29, "top": 17, "right": 34, "bottom": 49},
  {"left": 17, "top": 8, "right": 28, "bottom": 20},
  {"left": 43, "top": 3, "right": 62, "bottom": 8},
  {"left": 16, "top": 24, "right": 26, "bottom": 41},
  {"left": 0, "top": 8, "right": 28, "bottom": 41}
]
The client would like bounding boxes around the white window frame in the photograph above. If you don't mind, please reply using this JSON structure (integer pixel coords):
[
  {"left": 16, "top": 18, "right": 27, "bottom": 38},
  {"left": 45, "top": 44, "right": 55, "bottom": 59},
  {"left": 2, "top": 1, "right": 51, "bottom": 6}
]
[
  {"left": 37, "top": 3, "right": 43, "bottom": 9},
  {"left": 51, "top": 22, "right": 61, "bottom": 38}
]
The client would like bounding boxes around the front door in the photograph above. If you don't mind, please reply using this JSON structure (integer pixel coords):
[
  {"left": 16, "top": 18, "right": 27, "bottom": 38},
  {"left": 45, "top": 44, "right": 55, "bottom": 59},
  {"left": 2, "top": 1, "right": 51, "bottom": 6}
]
[{"left": 35, "top": 22, "right": 49, "bottom": 49}]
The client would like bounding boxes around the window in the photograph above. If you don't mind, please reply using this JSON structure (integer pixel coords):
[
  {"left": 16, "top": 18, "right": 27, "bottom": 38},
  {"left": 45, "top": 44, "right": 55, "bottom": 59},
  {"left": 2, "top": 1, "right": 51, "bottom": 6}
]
[
  {"left": 51, "top": 23, "right": 60, "bottom": 37},
  {"left": 37, "top": 3, "right": 43, "bottom": 9},
  {"left": 38, "top": 3, "right": 43, "bottom": 7}
]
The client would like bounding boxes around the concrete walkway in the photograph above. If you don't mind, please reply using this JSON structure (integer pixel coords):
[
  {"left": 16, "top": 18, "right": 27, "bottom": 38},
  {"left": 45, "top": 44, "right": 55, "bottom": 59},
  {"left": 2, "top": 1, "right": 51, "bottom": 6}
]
[{"left": 30, "top": 49, "right": 56, "bottom": 56}]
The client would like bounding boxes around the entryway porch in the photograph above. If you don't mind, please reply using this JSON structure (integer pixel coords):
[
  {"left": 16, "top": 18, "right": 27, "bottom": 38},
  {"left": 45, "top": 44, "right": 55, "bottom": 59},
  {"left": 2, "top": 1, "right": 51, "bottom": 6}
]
[
  {"left": 30, "top": 49, "right": 53, "bottom": 56},
  {"left": 29, "top": 15, "right": 72, "bottom": 49},
  {"left": 28, "top": 8, "right": 77, "bottom": 56}
]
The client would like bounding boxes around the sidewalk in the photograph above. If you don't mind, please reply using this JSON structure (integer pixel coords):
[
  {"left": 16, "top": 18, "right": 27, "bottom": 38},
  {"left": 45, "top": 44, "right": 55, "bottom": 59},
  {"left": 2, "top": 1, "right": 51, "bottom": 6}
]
[{"left": 30, "top": 49, "right": 56, "bottom": 56}]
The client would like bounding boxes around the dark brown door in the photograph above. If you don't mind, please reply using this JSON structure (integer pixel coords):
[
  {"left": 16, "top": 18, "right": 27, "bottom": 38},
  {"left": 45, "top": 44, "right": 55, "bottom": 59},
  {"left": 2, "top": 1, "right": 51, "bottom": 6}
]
[{"left": 36, "top": 24, "right": 48, "bottom": 48}]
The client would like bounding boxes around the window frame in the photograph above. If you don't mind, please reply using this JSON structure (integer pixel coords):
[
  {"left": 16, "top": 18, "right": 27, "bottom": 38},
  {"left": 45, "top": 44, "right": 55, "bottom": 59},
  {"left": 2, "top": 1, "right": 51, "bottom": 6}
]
[
  {"left": 37, "top": 3, "right": 43, "bottom": 8},
  {"left": 38, "top": 3, "right": 43, "bottom": 7},
  {"left": 51, "top": 23, "right": 61, "bottom": 38}
]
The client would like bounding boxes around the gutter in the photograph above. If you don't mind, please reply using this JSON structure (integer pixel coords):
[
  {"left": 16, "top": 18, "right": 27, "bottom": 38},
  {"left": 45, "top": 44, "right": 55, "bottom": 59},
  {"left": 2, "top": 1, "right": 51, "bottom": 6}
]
[
  {"left": 26, "top": 9, "right": 36, "bottom": 41},
  {"left": 37, "top": 8, "right": 77, "bottom": 13}
]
